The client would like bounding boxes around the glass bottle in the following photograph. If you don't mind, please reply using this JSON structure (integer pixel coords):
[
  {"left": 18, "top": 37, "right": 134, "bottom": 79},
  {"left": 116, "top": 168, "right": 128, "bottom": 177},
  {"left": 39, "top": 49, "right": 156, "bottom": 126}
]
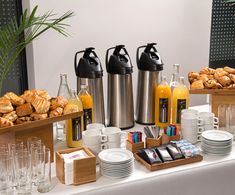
[
  {"left": 78, "top": 85, "right": 94, "bottom": 130},
  {"left": 172, "top": 76, "right": 189, "bottom": 125},
  {"left": 65, "top": 90, "right": 84, "bottom": 147},
  {"left": 155, "top": 76, "right": 171, "bottom": 129},
  {"left": 56, "top": 74, "right": 71, "bottom": 142},
  {"left": 170, "top": 64, "right": 180, "bottom": 91}
]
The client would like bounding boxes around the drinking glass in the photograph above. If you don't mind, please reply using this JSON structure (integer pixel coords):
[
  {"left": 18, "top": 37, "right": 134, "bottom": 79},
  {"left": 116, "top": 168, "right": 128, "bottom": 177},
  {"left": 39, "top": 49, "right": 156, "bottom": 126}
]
[
  {"left": 27, "top": 137, "right": 41, "bottom": 150},
  {"left": 218, "top": 104, "right": 229, "bottom": 130},
  {"left": 227, "top": 105, "right": 235, "bottom": 140},
  {"left": 36, "top": 148, "right": 51, "bottom": 193},
  {"left": 14, "top": 150, "right": 32, "bottom": 195}
]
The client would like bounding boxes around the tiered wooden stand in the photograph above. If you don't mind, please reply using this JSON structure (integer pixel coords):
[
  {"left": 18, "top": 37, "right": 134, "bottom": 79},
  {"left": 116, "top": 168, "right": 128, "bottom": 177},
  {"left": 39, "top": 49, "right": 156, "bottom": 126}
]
[
  {"left": 0, "top": 112, "right": 83, "bottom": 161},
  {"left": 189, "top": 89, "right": 235, "bottom": 116}
]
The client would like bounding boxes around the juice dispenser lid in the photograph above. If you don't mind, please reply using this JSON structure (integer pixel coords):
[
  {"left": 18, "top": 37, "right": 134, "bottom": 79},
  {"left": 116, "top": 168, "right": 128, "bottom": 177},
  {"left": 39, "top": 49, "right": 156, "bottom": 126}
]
[
  {"left": 106, "top": 45, "right": 133, "bottom": 75},
  {"left": 74, "top": 47, "right": 103, "bottom": 79},
  {"left": 137, "top": 43, "right": 164, "bottom": 71}
]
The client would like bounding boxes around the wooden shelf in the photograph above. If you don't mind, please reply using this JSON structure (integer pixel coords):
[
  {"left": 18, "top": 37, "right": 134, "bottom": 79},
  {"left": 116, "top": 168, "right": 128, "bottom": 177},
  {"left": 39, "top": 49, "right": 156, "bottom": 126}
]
[{"left": 189, "top": 89, "right": 235, "bottom": 95}]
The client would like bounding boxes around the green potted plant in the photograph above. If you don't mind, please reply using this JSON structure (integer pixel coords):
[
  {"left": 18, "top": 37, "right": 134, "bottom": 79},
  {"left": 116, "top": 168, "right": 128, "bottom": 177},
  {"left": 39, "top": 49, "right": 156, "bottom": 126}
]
[{"left": 0, "top": 6, "right": 74, "bottom": 94}]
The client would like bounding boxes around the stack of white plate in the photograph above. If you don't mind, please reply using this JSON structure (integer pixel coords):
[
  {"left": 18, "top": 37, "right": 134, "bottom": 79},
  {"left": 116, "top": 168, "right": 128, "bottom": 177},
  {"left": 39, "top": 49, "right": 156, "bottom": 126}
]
[
  {"left": 98, "top": 148, "right": 134, "bottom": 178},
  {"left": 201, "top": 130, "right": 233, "bottom": 155}
]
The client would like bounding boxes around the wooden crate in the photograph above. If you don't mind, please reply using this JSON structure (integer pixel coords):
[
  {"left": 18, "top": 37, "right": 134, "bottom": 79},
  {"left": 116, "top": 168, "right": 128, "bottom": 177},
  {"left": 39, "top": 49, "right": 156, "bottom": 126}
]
[
  {"left": 126, "top": 140, "right": 144, "bottom": 153},
  {"left": 56, "top": 147, "right": 96, "bottom": 185},
  {"left": 134, "top": 152, "right": 203, "bottom": 171},
  {"left": 145, "top": 135, "right": 162, "bottom": 148},
  {"left": 189, "top": 89, "right": 235, "bottom": 116},
  {"left": 0, "top": 112, "right": 83, "bottom": 162}
]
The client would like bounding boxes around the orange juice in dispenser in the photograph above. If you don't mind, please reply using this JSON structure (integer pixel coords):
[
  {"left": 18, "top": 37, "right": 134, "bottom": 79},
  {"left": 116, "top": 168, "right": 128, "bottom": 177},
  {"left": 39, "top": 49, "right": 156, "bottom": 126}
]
[{"left": 155, "top": 76, "right": 171, "bottom": 129}]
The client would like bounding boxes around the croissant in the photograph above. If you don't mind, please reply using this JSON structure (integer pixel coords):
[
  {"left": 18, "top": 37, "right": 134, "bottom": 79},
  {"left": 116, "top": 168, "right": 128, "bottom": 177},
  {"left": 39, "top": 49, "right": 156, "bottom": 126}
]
[
  {"left": 0, "top": 117, "right": 14, "bottom": 128},
  {"left": 50, "top": 96, "right": 68, "bottom": 110},
  {"left": 16, "top": 103, "right": 34, "bottom": 117},
  {"left": 217, "top": 76, "right": 232, "bottom": 87},
  {"left": 3, "top": 111, "right": 18, "bottom": 122},
  {"left": 228, "top": 74, "right": 235, "bottom": 83},
  {"left": 188, "top": 72, "right": 199, "bottom": 83},
  {"left": 224, "top": 66, "right": 235, "bottom": 74},
  {"left": 197, "top": 74, "right": 209, "bottom": 83},
  {"left": 204, "top": 79, "right": 217, "bottom": 89},
  {"left": 49, "top": 107, "right": 63, "bottom": 117},
  {"left": 4, "top": 92, "right": 25, "bottom": 106},
  {"left": 214, "top": 68, "right": 229, "bottom": 80},
  {"left": 199, "top": 67, "right": 215, "bottom": 75},
  {"left": 0, "top": 99, "right": 14, "bottom": 113},
  {"left": 31, "top": 96, "right": 50, "bottom": 114}
]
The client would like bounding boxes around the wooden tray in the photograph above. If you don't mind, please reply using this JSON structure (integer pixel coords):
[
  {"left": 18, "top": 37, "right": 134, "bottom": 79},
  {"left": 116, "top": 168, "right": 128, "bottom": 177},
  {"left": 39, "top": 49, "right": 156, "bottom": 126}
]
[
  {"left": 189, "top": 88, "right": 235, "bottom": 95},
  {"left": 134, "top": 152, "right": 203, "bottom": 171},
  {"left": 0, "top": 111, "right": 83, "bottom": 161}
]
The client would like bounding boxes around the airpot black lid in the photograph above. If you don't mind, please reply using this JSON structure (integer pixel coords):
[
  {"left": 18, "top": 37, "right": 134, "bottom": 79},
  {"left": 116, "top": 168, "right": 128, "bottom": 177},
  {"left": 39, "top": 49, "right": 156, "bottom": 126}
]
[
  {"left": 74, "top": 47, "right": 103, "bottom": 79},
  {"left": 106, "top": 45, "right": 133, "bottom": 75},
  {"left": 137, "top": 43, "right": 163, "bottom": 71}
]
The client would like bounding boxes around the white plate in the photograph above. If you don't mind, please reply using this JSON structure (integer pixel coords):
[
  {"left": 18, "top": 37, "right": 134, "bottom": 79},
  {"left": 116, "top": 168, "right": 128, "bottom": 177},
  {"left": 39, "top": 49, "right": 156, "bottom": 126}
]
[
  {"left": 98, "top": 149, "right": 133, "bottom": 164},
  {"left": 201, "top": 139, "right": 232, "bottom": 146},
  {"left": 201, "top": 142, "right": 232, "bottom": 149},
  {"left": 201, "top": 130, "right": 233, "bottom": 142}
]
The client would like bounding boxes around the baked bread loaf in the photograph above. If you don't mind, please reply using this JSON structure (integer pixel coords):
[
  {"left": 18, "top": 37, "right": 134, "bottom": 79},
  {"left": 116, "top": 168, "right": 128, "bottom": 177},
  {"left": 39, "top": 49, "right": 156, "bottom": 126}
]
[
  {"left": 63, "top": 104, "right": 79, "bottom": 115},
  {"left": 15, "top": 117, "right": 32, "bottom": 124},
  {"left": 16, "top": 103, "right": 33, "bottom": 117},
  {"left": 0, "top": 117, "right": 14, "bottom": 128},
  {"left": 30, "top": 112, "right": 48, "bottom": 121},
  {"left": 49, "top": 107, "right": 63, "bottom": 117},
  {"left": 191, "top": 80, "right": 204, "bottom": 89},
  {"left": 3, "top": 111, "right": 18, "bottom": 122},
  {"left": 50, "top": 96, "right": 68, "bottom": 110},
  {"left": 0, "top": 99, "right": 14, "bottom": 113},
  {"left": 199, "top": 67, "right": 215, "bottom": 75},
  {"left": 31, "top": 96, "right": 50, "bottom": 114},
  {"left": 224, "top": 66, "right": 235, "bottom": 74},
  {"left": 4, "top": 92, "right": 25, "bottom": 106}
]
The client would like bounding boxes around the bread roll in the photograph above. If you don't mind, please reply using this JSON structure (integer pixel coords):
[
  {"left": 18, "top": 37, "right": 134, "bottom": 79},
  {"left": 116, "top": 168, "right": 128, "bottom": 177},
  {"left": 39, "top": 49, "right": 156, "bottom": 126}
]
[
  {"left": 31, "top": 96, "right": 50, "bottom": 114},
  {"left": 49, "top": 107, "right": 63, "bottom": 117},
  {"left": 191, "top": 80, "right": 204, "bottom": 89},
  {"left": 50, "top": 96, "right": 68, "bottom": 110},
  {"left": 3, "top": 111, "right": 18, "bottom": 122},
  {"left": 197, "top": 74, "right": 209, "bottom": 83},
  {"left": 214, "top": 68, "right": 229, "bottom": 80},
  {"left": 199, "top": 67, "right": 215, "bottom": 75},
  {"left": 30, "top": 112, "right": 48, "bottom": 121},
  {"left": 224, "top": 66, "right": 235, "bottom": 74},
  {"left": 228, "top": 74, "right": 235, "bottom": 83},
  {"left": 217, "top": 76, "right": 232, "bottom": 87},
  {"left": 4, "top": 92, "right": 25, "bottom": 106},
  {"left": 188, "top": 72, "right": 199, "bottom": 83},
  {"left": 16, "top": 103, "right": 33, "bottom": 117},
  {"left": 0, "top": 99, "right": 14, "bottom": 113},
  {"left": 204, "top": 79, "right": 217, "bottom": 89},
  {"left": 63, "top": 104, "right": 79, "bottom": 115},
  {"left": 0, "top": 117, "right": 14, "bottom": 128}
]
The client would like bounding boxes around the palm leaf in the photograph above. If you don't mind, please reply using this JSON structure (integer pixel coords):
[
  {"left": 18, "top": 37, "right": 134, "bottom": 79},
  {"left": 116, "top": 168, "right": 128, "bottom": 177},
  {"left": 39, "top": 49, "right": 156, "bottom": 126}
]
[{"left": 0, "top": 5, "right": 74, "bottom": 93}]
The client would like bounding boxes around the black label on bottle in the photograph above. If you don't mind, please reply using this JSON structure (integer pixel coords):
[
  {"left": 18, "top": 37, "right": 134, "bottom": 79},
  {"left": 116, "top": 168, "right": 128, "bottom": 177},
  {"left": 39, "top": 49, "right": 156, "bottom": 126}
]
[
  {"left": 177, "top": 99, "right": 186, "bottom": 123},
  {"left": 159, "top": 98, "right": 168, "bottom": 123},
  {"left": 84, "top": 108, "right": 92, "bottom": 130},
  {"left": 72, "top": 117, "right": 82, "bottom": 141}
]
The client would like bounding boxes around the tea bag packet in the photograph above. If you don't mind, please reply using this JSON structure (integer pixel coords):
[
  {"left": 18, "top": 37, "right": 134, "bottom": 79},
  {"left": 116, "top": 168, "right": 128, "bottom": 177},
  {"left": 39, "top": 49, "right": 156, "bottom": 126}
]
[
  {"left": 166, "top": 144, "right": 184, "bottom": 160},
  {"left": 140, "top": 148, "right": 162, "bottom": 164},
  {"left": 155, "top": 146, "right": 173, "bottom": 162}
]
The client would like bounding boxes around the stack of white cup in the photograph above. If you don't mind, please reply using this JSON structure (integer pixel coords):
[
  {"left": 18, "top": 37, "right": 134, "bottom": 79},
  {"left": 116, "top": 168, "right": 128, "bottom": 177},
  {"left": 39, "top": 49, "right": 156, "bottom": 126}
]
[
  {"left": 181, "top": 109, "right": 204, "bottom": 144},
  {"left": 198, "top": 112, "right": 218, "bottom": 131}
]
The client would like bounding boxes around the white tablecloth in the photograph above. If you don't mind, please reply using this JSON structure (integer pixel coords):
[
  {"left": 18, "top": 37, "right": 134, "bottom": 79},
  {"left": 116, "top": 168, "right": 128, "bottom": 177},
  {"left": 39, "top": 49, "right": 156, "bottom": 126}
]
[{"left": 40, "top": 104, "right": 235, "bottom": 195}]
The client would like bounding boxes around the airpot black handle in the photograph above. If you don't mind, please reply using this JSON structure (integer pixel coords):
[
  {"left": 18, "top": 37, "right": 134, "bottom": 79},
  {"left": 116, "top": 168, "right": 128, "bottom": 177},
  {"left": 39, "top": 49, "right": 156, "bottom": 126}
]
[
  {"left": 74, "top": 50, "right": 85, "bottom": 76},
  {"left": 136, "top": 45, "right": 146, "bottom": 69}
]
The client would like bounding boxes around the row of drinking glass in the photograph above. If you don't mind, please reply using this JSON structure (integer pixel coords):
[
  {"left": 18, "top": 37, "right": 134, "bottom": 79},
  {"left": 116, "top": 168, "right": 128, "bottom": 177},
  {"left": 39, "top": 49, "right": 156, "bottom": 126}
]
[{"left": 0, "top": 137, "right": 51, "bottom": 194}]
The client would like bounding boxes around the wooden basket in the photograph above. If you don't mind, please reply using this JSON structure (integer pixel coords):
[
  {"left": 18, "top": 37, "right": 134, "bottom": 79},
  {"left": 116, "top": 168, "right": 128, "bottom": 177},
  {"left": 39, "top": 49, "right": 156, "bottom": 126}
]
[
  {"left": 126, "top": 140, "right": 144, "bottom": 153},
  {"left": 134, "top": 152, "right": 203, "bottom": 171},
  {"left": 56, "top": 147, "right": 96, "bottom": 185},
  {"left": 145, "top": 135, "right": 162, "bottom": 148}
]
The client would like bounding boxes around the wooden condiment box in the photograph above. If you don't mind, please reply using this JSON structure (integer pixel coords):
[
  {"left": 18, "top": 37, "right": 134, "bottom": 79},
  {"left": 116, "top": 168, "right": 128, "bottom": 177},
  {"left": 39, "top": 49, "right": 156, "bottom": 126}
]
[
  {"left": 126, "top": 140, "right": 144, "bottom": 153},
  {"left": 145, "top": 135, "right": 162, "bottom": 148},
  {"left": 161, "top": 134, "right": 181, "bottom": 145},
  {"left": 56, "top": 147, "right": 96, "bottom": 185}
]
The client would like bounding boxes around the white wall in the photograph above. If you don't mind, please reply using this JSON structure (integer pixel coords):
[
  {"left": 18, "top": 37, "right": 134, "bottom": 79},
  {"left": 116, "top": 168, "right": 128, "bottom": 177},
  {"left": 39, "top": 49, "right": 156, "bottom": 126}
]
[{"left": 23, "top": 0, "right": 212, "bottom": 108}]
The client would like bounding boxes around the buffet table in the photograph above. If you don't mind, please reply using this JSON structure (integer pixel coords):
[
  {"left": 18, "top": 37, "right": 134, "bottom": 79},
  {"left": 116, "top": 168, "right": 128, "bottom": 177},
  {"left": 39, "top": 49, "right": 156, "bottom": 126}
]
[{"left": 38, "top": 105, "right": 235, "bottom": 195}]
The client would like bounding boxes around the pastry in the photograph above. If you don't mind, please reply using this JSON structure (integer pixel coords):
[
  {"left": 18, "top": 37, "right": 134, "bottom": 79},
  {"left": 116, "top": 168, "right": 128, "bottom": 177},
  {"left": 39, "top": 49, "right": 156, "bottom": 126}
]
[
  {"left": 63, "top": 104, "right": 79, "bottom": 115},
  {"left": 31, "top": 96, "right": 50, "bottom": 114},
  {"left": 21, "top": 90, "right": 38, "bottom": 103},
  {"left": 15, "top": 117, "right": 32, "bottom": 124},
  {"left": 204, "top": 79, "right": 217, "bottom": 89},
  {"left": 2, "top": 111, "right": 18, "bottom": 122},
  {"left": 197, "top": 74, "right": 209, "bottom": 83},
  {"left": 0, "top": 117, "right": 14, "bottom": 128},
  {"left": 0, "top": 99, "right": 14, "bottom": 113},
  {"left": 49, "top": 107, "right": 63, "bottom": 117},
  {"left": 32, "top": 89, "right": 51, "bottom": 100},
  {"left": 30, "top": 112, "right": 48, "bottom": 121},
  {"left": 199, "top": 67, "right": 215, "bottom": 75},
  {"left": 188, "top": 72, "right": 199, "bottom": 83},
  {"left": 228, "top": 74, "right": 235, "bottom": 83},
  {"left": 217, "top": 76, "right": 232, "bottom": 87},
  {"left": 224, "top": 66, "right": 235, "bottom": 74},
  {"left": 50, "top": 96, "right": 68, "bottom": 110},
  {"left": 4, "top": 92, "right": 25, "bottom": 106},
  {"left": 213, "top": 83, "right": 223, "bottom": 89},
  {"left": 191, "top": 80, "right": 204, "bottom": 89},
  {"left": 16, "top": 103, "right": 34, "bottom": 117},
  {"left": 227, "top": 84, "right": 235, "bottom": 89},
  {"left": 214, "top": 68, "right": 229, "bottom": 80}
]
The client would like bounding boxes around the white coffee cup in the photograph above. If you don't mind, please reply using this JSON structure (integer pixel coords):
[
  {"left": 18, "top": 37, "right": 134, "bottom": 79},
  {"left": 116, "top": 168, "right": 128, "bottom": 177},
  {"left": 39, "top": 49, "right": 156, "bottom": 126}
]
[
  {"left": 181, "top": 126, "right": 204, "bottom": 144},
  {"left": 204, "top": 124, "right": 219, "bottom": 130},
  {"left": 181, "top": 113, "right": 204, "bottom": 127},
  {"left": 181, "top": 109, "right": 198, "bottom": 116},
  {"left": 199, "top": 112, "right": 219, "bottom": 125},
  {"left": 106, "top": 142, "right": 121, "bottom": 149},
  {"left": 82, "top": 129, "right": 107, "bottom": 146},
  {"left": 86, "top": 123, "right": 105, "bottom": 132},
  {"left": 102, "top": 127, "right": 126, "bottom": 147},
  {"left": 86, "top": 143, "right": 108, "bottom": 155}
]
